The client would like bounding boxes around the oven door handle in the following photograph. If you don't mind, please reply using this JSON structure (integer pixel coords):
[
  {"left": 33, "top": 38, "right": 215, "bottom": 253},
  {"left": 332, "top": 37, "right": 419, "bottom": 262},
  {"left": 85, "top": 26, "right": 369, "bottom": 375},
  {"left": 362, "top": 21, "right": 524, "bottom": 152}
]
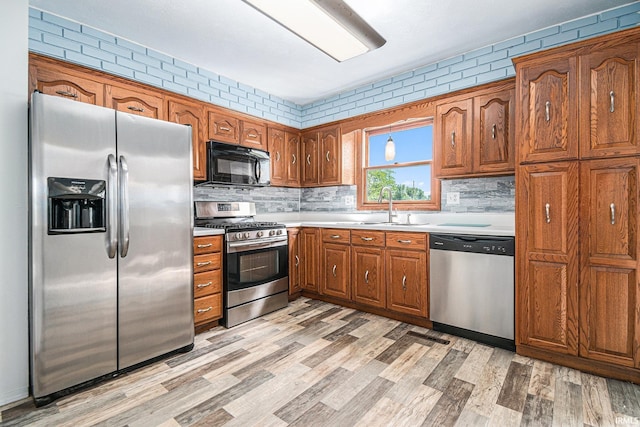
[{"left": 227, "top": 237, "right": 287, "bottom": 253}]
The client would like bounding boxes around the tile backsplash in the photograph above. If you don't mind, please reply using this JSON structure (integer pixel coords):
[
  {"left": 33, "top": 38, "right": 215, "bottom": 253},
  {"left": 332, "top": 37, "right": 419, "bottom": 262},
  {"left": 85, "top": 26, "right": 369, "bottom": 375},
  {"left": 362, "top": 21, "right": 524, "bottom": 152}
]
[{"left": 194, "top": 175, "right": 515, "bottom": 215}]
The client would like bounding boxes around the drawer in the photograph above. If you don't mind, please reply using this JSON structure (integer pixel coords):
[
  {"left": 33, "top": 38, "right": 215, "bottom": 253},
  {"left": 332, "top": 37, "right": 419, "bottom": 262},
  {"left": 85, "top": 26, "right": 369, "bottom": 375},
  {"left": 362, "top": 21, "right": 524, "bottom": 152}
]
[
  {"left": 194, "top": 252, "right": 222, "bottom": 273},
  {"left": 321, "top": 228, "right": 351, "bottom": 244},
  {"left": 193, "top": 235, "right": 222, "bottom": 255},
  {"left": 351, "top": 230, "right": 385, "bottom": 247},
  {"left": 385, "top": 231, "right": 428, "bottom": 251},
  {"left": 194, "top": 294, "right": 222, "bottom": 324},
  {"left": 193, "top": 270, "right": 222, "bottom": 298}
]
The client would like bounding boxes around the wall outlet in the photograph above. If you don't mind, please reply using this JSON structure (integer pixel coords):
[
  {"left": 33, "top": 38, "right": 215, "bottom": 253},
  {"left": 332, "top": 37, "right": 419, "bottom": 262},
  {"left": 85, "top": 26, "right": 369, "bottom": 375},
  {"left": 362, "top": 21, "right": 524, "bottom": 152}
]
[
  {"left": 345, "top": 195, "right": 354, "bottom": 206},
  {"left": 446, "top": 192, "right": 460, "bottom": 205}
]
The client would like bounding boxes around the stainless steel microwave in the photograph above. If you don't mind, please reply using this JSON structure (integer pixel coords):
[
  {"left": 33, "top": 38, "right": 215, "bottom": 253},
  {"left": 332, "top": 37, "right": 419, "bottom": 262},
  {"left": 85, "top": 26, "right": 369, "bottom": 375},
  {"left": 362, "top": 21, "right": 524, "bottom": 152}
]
[{"left": 206, "top": 141, "right": 270, "bottom": 186}]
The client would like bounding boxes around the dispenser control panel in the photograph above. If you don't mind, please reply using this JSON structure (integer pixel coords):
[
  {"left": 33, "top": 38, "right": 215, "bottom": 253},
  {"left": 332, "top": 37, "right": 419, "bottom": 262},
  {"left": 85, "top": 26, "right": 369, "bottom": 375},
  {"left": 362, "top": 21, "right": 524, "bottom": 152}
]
[{"left": 47, "top": 177, "right": 106, "bottom": 234}]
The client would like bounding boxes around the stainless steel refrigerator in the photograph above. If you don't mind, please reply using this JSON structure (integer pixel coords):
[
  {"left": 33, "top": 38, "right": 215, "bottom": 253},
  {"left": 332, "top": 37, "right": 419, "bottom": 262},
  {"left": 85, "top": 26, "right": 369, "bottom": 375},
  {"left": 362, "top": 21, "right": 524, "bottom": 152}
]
[{"left": 29, "top": 92, "right": 194, "bottom": 405}]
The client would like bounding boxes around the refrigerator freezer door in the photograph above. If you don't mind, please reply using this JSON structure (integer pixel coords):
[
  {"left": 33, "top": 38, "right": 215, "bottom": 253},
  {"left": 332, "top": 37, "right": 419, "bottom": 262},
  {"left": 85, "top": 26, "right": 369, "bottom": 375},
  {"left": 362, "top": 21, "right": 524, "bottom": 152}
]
[
  {"left": 30, "top": 93, "right": 118, "bottom": 398},
  {"left": 116, "top": 112, "right": 194, "bottom": 369}
]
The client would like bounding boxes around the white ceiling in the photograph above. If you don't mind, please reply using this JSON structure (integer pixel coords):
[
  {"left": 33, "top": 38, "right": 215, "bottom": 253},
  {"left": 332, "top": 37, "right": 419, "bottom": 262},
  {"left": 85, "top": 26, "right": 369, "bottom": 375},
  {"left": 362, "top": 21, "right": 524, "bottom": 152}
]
[{"left": 29, "top": 0, "right": 633, "bottom": 105}]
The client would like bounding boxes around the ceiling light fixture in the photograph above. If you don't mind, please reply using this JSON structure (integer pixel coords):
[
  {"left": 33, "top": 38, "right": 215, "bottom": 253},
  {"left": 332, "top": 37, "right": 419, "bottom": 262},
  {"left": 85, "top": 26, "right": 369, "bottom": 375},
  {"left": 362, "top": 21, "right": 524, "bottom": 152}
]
[{"left": 242, "top": 0, "right": 386, "bottom": 62}]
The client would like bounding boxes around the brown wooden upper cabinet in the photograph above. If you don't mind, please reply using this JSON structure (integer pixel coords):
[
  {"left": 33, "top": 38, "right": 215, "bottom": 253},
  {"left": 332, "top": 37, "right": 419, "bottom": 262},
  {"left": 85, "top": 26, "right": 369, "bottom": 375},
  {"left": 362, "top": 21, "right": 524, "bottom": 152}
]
[
  {"left": 516, "top": 54, "right": 578, "bottom": 163},
  {"left": 435, "top": 98, "right": 473, "bottom": 177},
  {"left": 29, "top": 62, "right": 104, "bottom": 105},
  {"left": 207, "top": 110, "right": 240, "bottom": 144},
  {"left": 167, "top": 98, "right": 207, "bottom": 181},
  {"left": 240, "top": 120, "right": 267, "bottom": 151},
  {"left": 268, "top": 127, "right": 300, "bottom": 187},
  {"left": 105, "top": 84, "right": 164, "bottom": 120},
  {"left": 301, "top": 125, "right": 355, "bottom": 187},
  {"left": 434, "top": 80, "right": 515, "bottom": 178},
  {"left": 579, "top": 43, "right": 639, "bottom": 159}
]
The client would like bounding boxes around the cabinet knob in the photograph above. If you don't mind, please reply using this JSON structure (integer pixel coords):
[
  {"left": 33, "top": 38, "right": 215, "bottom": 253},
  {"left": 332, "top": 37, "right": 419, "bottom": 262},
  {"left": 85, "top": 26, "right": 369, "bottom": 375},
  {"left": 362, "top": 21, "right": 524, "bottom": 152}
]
[
  {"left": 492, "top": 124, "right": 496, "bottom": 140},
  {"left": 197, "top": 306, "right": 212, "bottom": 314},
  {"left": 364, "top": 270, "right": 369, "bottom": 284},
  {"left": 306, "top": 154, "right": 311, "bottom": 165},
  {"left": 197, "top": 243, "right": 213, "bottom": 248},
  {"left": 292, "top": 154, "right": 296, "bottom": 165},
  {"left": 545, "top": 101, "right": 550, "bottom": 122},
  {"left": 545, "top": 203, "right": 551, "bottom": 224},
  {"left": 55, "top": 90, "right": 78, "bottom": 98},
  {"left": 196, "top": 261, "right": 212, "bottom": 267},
  {"left": 127, "top": 105, "right": 145, "bottom": 113},
  {"left": 610, "top": 203, "right": 615, "bottom": 225},
  {"left": 326, "top": 151, "right": 331, "bottom": 162},
  {"left": 451, "top": 131, "right": 455, "bottom": 147},
  {"left": 295, "top": 255, "right": 299, "bottom": 267},
  {"left": 332, "top": 265, "right": 337, "bottom": 277},
  {"left": 402, "top": 275, "right": 407, "bottom": 291},
  {"left": 197, "top": 281, "right": 212, "bottom": 288},
  {"left": 610, "top": 91, "right": 615, "bottom": 113}
]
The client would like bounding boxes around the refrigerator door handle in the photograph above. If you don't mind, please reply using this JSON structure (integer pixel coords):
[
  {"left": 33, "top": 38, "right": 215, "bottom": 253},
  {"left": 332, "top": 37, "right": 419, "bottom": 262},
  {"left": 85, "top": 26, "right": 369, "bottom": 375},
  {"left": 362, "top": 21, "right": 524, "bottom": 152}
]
[
  {"left": 119, "top": 155, "right": 130, "bottom": 258},
  {"left": 107, "top": 154, "right": 118, "bottom": 258}
]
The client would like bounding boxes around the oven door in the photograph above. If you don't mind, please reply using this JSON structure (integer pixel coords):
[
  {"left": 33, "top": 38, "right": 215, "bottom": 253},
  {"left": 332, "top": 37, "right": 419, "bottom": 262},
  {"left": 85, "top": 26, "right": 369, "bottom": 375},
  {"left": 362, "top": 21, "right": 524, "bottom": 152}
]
[{"left": 226, "top": 238, "right": 288, "bottom": 292}]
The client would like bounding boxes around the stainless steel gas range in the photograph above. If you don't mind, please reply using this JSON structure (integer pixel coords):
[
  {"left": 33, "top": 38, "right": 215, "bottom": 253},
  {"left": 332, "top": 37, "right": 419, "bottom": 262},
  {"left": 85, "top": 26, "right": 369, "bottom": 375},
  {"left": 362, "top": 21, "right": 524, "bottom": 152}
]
[{"left": 195, "top": 201, "right": 288, "bottom": 327}]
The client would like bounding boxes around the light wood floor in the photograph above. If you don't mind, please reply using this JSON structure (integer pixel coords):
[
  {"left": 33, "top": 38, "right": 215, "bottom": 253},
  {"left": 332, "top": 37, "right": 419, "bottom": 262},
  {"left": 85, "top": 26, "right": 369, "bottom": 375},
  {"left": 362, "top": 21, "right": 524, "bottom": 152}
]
[{"left": 3, "top": 297, "right": 640, "bottom": 426}]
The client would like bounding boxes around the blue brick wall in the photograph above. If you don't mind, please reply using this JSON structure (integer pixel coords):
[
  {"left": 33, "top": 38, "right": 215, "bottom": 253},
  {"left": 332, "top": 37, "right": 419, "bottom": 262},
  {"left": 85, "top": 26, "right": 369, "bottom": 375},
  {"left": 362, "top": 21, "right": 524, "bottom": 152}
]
[
  {"left": 300, "top": 2, "right": 640, "bottom": 128},
  {"left": 29, "top": 3, "right": 640, "bottom": 130},
  {"left": 28, "top": 8, "right": 303, "bottom": 128}
]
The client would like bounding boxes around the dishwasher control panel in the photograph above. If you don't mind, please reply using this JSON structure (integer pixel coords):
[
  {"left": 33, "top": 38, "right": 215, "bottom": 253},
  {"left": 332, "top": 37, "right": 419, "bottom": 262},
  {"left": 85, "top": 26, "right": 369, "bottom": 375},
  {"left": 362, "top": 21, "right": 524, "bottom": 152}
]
[{"left": 429, "top": 234, "right": 514, "bottom": 256}]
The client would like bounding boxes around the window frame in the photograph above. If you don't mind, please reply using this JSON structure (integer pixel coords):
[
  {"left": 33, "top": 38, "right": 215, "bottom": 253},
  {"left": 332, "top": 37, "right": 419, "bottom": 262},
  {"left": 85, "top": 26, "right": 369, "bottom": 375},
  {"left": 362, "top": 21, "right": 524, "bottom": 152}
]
[{"left": 357, "top": 118, "right": 441, "bottom": 211}]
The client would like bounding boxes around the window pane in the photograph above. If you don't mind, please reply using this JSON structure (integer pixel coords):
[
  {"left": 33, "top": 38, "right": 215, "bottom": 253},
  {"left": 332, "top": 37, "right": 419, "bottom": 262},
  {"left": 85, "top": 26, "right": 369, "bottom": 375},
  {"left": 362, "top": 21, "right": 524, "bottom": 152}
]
[
  {"left": 365, "top": 164, "right": 432, "bottom": 202},
  {"left": 369, "top": 125, "right": 433, "bottom": 167}
]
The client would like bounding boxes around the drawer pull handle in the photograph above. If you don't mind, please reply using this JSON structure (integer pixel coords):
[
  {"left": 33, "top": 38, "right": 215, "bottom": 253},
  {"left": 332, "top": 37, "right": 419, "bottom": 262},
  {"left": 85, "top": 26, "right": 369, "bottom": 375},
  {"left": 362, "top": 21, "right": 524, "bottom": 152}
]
[
  {"left": 545, "top": 101, "right": 550, "bottom": 122},
  {"left": 306, "top": 154, "right": 311, "bottom": 165},
  {"left": 292, "top": 154, "right": 296, "bottom": 165},
  {"left": 491, "top": 124, "right": 496, "bottom": 139},
  {"left": 295, "top": 255, "right": 299, "bottom": 267},
  {"left": 127, "top": 106, "right": 145, "bottom": 112},
  {"left": 451, "top": 131, "right": 455, "bottom": 147},
  {"left": 361, "top": 237, "right": 374, "bottom": 241},
  {"left": 326, "top": 151, "right": 331, "bottom": 162},
  {"left": 402, "top": 275, "right": 407, "bottom": 291},
  {"left": 331, "top": 235, "right": 342, "bottom": 239},
  {"left": 364, "top": 270, "right": 369, "bottom": 284},
  {"left": 610, "top": 91, "right": 615, "bottom": 113},
  {"left": 610, "top": 203, "right": 615, "bottom": 225},
  {"left": 248, "top": 133, "right": 258, "bottom": 138},
  {"left": 219, "top": 126, "right": 231, "bottom": 131},
  {"left": 332, "top": 265, "right": 337, "bottom": 277},
  {"left": 545, "top": 203, "right": 550, "bottom": 224},
  {"left": 55, "top": 90, "right": 78, "bottom": 98},
  {"left": 197, "top": 281, "right": 212, "bottom": 288},
  {"left": 197, "top": 261, "right": 212, "bottom": 267},
  {"left": 197, "top": 243, "right": 213, "bottom": 248},
  {"left": 197, "top": 306, "right": 212, "bottom": 313},
  {"left": 275, "top": 151, "right": 281, "bottom": 162},
  {"left": 397, "top": 239, "right": 412, "bottom": 244}
]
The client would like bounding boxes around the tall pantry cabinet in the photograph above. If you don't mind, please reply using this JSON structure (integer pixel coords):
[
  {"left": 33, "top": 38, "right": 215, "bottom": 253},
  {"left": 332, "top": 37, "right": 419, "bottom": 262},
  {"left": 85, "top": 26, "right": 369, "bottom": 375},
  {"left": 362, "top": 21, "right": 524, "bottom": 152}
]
[{"left": 514, "top": 28, "right": 640, "bottom": 382}]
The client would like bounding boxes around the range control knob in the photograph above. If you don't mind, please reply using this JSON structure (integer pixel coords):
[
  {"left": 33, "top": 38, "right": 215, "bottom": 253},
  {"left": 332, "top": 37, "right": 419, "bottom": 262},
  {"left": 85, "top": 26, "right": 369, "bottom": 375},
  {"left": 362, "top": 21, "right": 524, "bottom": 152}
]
[
  {"left": 243, "top": 232, "right": 251, "bottom": 239},
  {"left": 269, "top": 230, "right": 276, "bottom": 236},
  {"left": 276, "top": 229, "right": 283, "bottom": 235},
  {"left": 257, "top": 231, "right": 264, "bottom": 237},
  {"left": 235, "top": 232, "right": 243, "bottom": 240}
]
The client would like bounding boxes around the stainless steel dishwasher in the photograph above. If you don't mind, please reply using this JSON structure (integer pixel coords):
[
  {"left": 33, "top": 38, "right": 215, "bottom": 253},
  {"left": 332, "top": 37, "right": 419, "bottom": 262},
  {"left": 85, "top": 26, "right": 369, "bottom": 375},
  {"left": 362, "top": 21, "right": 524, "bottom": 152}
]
[{"left": 429, "top": 233, "right": 515, "bottom": 350}]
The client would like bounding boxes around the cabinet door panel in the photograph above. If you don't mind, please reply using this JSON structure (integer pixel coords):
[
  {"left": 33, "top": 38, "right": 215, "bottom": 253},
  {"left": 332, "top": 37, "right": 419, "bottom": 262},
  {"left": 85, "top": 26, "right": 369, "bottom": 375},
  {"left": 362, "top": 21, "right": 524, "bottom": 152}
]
[
  {"left": 288, "top": 229, "right": 301, "bottom": 295},
  {"left": 522, "top": 162, "right": 579, "bottom": 255},
  {"left": 31, "top": 64, "right": 104, "bottom": 106},
  {"left": 580, "top": 266, "right": 639, "bottom": 367},
  {"left": 518, "top": 56, "right": 578, "bottom": 163},
  {"left": 105, "top": 85, "right": 163, "bottom": 119},
  {"left": 474, "top": 89, "right": 515, "bottom": 173},
  {"left": 523, "top": 260, "right": 578, "bottom": 354},
  {"left": 268, "top": 128, "right": 286, "bottom": 185},
  {"left": 286, "top": 132, "right": 301, "bottom": 185},
  {"left": 322, "top": 243, "right": 350, "bottom": 300},
  {"left": 352, "top": 247, "right": 385, "bottom": 309},
  {"left": 580, "top": 44, "right": 638, "bottom": 158},
  {"left": 208, "top": 111, "right": 240, "bottom": 144},
  {"left": 582, "top": 159, "right": 638, "bottom": 261},
  {"left": 301, "top": 132, "right": 319, "bottom": 186},
  {"left": 300, "top": 228, "right": 319, "bottom": 293},
  {"left": 319, "top": 126, "right": 341, "bottom": 184},
  {"left": 168, "top": 99, "right": 206, "bottom": 181},
  {"left": 241, "top": 121, "right": 267, "bottom": 151},
  {"left": 386, "top": 249, "right": 428, "bottom": 317},
  {"left": 435, "top": 98, "right": 472, "bottom": 176}
]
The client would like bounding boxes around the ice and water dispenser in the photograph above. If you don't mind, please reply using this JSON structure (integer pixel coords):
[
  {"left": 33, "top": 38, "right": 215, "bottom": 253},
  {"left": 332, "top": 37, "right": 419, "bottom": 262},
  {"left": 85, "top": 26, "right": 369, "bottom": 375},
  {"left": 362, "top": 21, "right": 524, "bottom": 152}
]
[{"left": 48, "top": 177, "right": 106, "bottom": 234}]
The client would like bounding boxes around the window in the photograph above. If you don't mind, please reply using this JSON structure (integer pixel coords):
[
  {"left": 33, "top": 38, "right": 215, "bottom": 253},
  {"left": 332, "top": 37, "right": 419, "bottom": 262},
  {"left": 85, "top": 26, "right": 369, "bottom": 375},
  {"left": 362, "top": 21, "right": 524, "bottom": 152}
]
[{"left": 359, "top": 119, "right": 440, "bottom": 210}]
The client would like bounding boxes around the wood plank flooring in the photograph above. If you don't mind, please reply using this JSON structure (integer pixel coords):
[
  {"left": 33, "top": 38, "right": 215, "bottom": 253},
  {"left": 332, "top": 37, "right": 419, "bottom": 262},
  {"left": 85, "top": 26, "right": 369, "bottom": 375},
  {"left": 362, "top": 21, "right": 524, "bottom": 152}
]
[{"left": 2, "top": 297, "right": 640, "bottom": 426}]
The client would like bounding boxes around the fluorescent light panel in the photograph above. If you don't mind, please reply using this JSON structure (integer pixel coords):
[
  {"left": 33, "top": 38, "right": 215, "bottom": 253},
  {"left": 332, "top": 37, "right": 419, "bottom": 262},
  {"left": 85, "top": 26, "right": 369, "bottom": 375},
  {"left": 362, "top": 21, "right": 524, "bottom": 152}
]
[{"left": 244, "top": 0, "right": 385, "bottom": 62}]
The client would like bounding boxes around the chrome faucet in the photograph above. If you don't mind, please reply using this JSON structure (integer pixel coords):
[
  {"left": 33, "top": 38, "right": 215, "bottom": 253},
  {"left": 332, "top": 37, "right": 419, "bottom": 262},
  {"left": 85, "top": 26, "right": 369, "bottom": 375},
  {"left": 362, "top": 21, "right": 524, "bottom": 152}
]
[{"left": 378, "top": 186, "right": 397, "bottom": 223}]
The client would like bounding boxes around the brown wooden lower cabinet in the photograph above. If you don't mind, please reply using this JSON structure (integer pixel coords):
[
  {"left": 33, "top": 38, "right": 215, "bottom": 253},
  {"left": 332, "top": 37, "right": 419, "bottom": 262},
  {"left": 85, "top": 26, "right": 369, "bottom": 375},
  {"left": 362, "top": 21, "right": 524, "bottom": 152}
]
[
  {"left": 300, "top": 228, "right": 320, "bottom": 293},
  {"left": 352, "top": 246, "right": 386, "bottom": 309},
  {"left": 193, "top": 235, "right": 223, "bottom": 330},
  {"left": 288, "top": 228, "right": 301, "bottom": 296},
  {"left": 386, "top": 249, "right": 428, "bottom": 317}
]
